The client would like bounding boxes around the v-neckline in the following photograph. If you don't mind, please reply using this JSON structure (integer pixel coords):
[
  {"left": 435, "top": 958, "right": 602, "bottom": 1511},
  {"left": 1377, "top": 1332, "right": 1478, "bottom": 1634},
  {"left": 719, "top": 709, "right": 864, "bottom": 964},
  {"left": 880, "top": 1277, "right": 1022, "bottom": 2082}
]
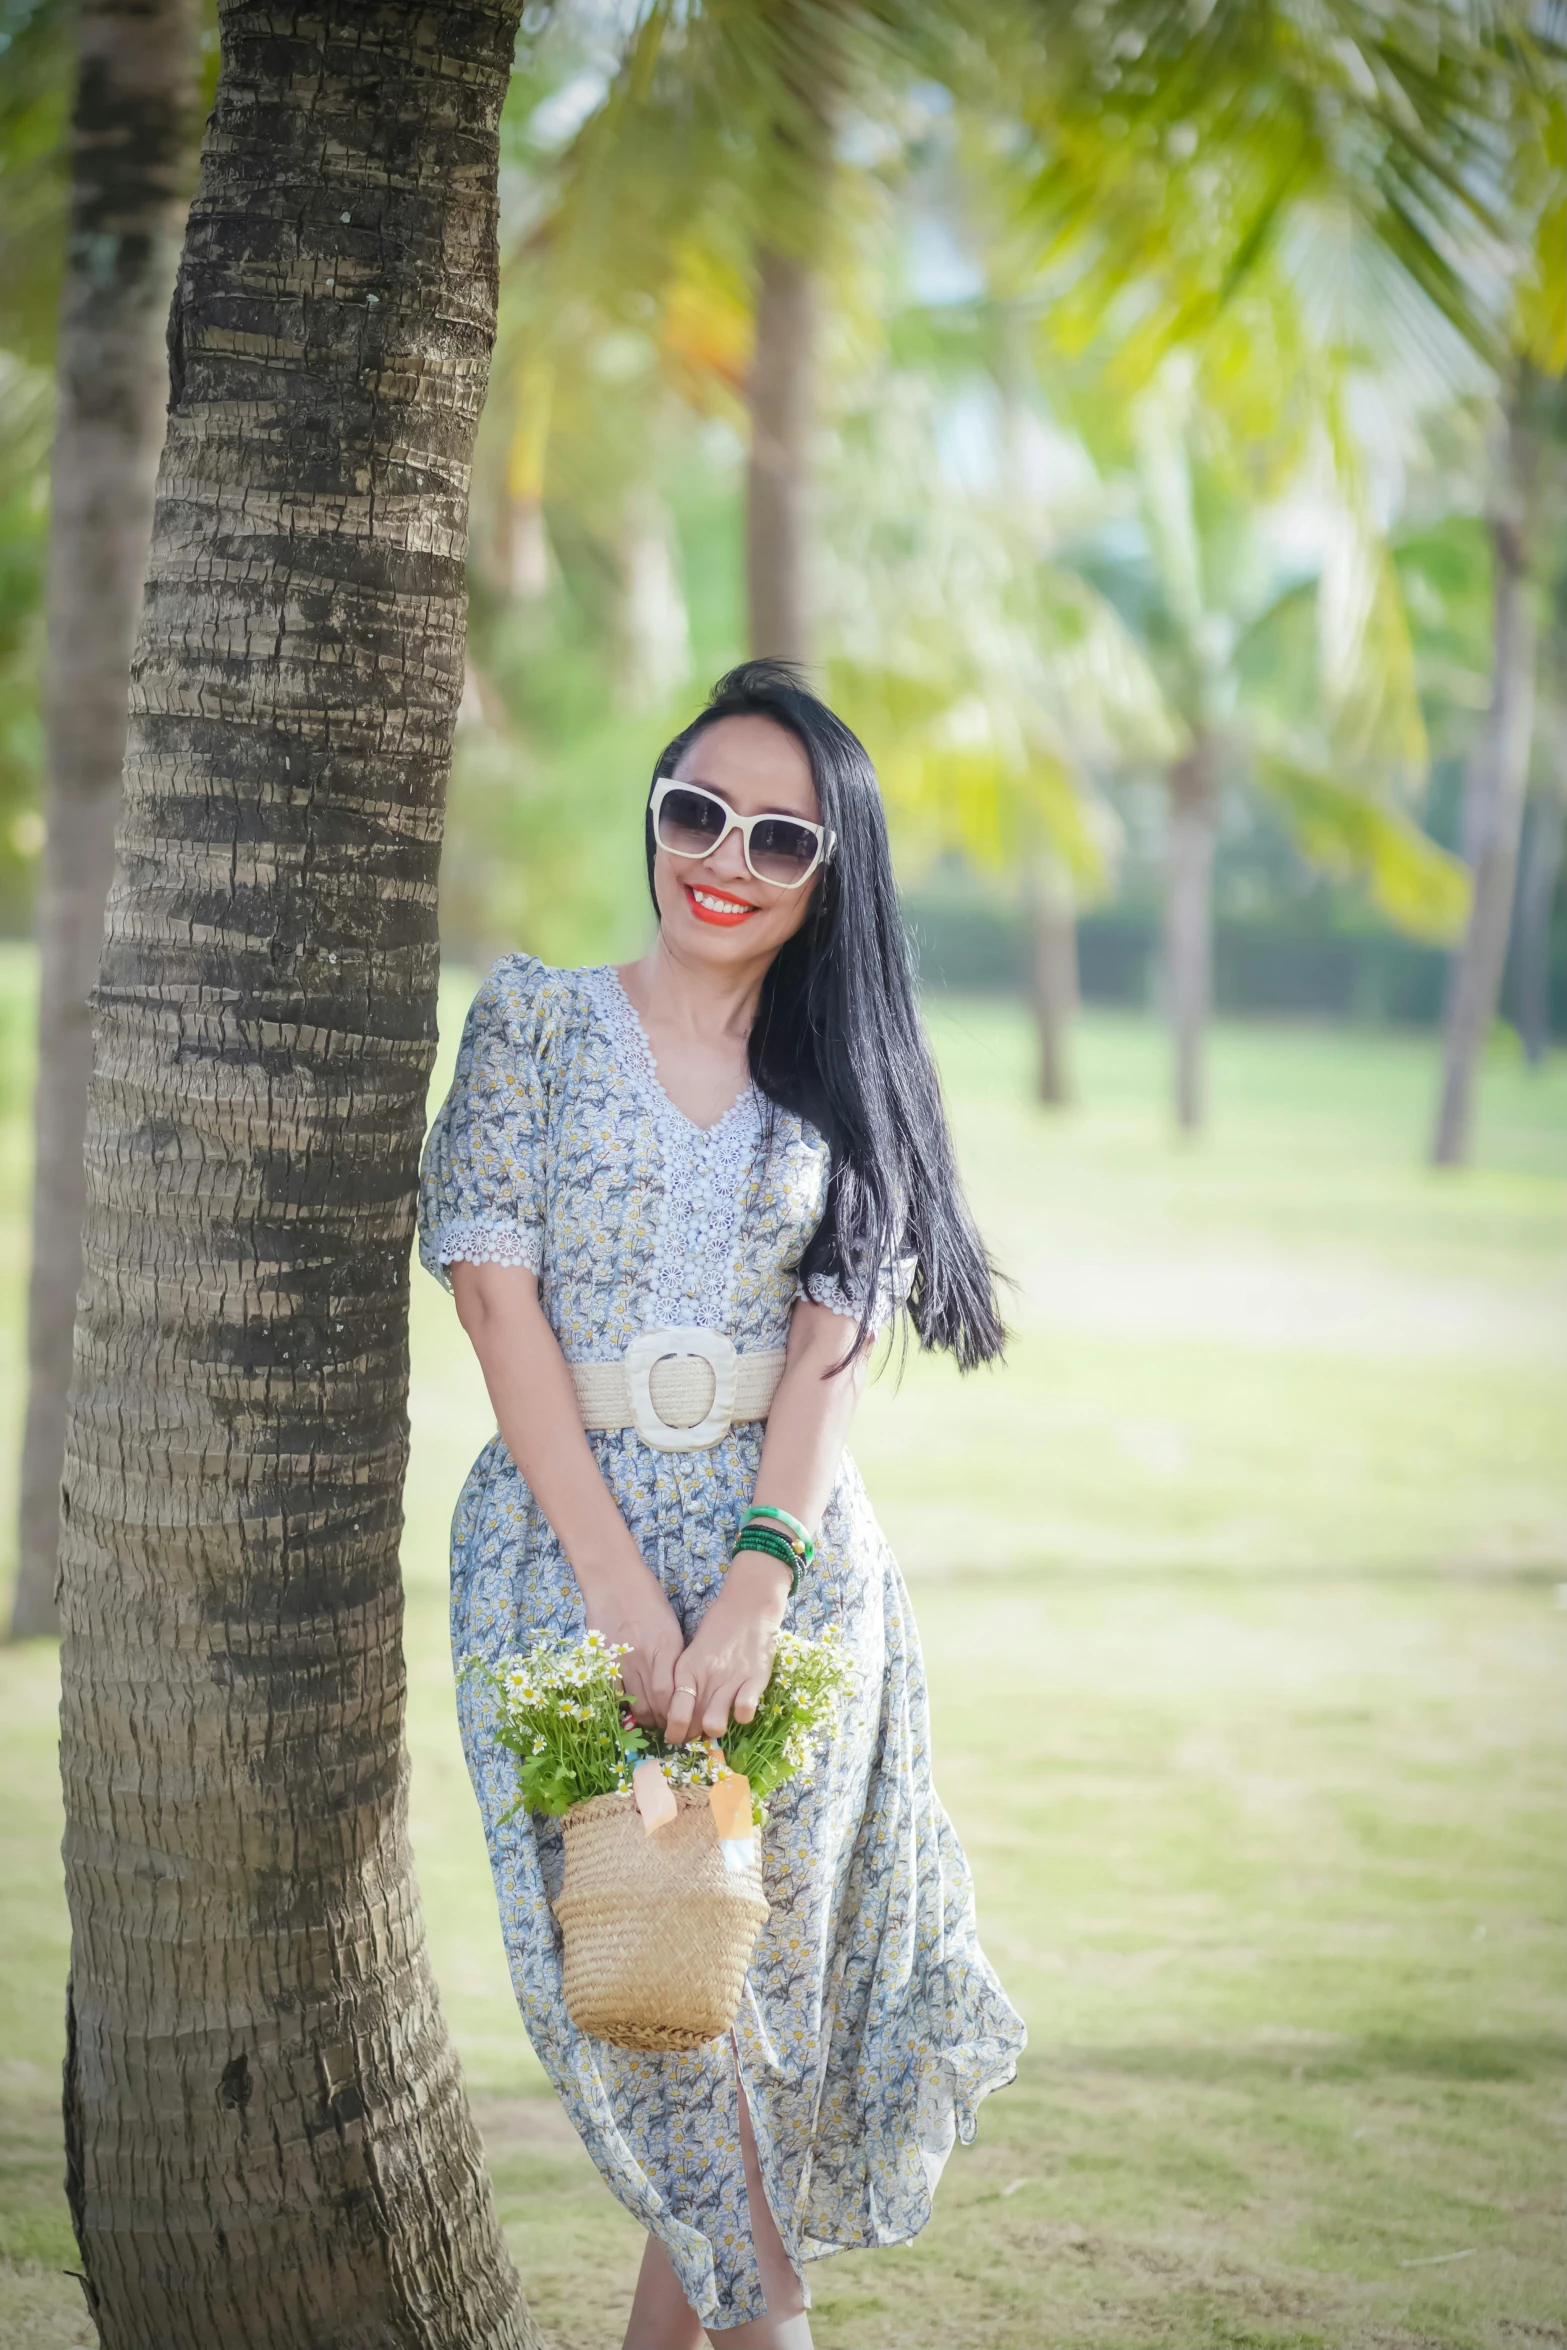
[{"left": 596, "top": 967, "right": 757, "bottom": 1141}]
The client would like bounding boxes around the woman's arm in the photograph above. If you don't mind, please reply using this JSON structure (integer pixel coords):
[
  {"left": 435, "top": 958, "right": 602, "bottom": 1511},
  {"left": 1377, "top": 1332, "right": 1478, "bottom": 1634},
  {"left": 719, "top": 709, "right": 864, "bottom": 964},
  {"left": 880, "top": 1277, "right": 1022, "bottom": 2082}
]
[
  {"left": 662, "top": 1298, "right": 870, "bottom": 1745},
  {"left": 449, "top": 1260, "right": 687, "bottom": 1727}
]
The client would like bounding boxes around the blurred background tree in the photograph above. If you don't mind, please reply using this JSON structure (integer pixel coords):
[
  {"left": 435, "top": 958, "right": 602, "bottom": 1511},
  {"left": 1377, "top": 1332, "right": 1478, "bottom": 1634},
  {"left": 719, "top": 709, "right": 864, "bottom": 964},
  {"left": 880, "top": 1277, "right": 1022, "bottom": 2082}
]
[
  {"left": 0, "top": 0, "right": 71, "bottom": 933},
  {"left": 0, "top": 0, "right": 1561, "bottom": 1291},
  {"left": 401, "top": 0, "right": 1561, "bottom": 1138},
  {"left": 1429, "top": 20, "right": 1564, "bottom": 1158},
  {"left": 7, "top": 0, "right": 203, "bottom": 1644}
]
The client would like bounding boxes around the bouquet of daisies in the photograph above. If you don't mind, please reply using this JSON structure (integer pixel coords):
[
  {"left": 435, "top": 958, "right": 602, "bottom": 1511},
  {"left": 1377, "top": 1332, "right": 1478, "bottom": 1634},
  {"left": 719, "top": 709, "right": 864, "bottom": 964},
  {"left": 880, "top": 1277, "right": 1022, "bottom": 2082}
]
[
  {"left": 465, "top": 1623, "right": 854, "bottom": 1825},
  {"left": 463, "top": 1624, "right": 856, "bottom": 2051}
]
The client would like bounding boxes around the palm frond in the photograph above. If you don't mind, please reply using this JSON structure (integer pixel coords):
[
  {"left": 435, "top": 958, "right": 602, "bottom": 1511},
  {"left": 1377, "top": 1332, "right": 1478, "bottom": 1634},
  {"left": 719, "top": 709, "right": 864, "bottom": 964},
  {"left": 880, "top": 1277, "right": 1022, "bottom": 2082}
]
[
  {"left": 1255, "top": 746, "right": 1469, "bottom": 938},
  {"left": 1006, "top": 0, "right": 1542, "bottom": 376}
]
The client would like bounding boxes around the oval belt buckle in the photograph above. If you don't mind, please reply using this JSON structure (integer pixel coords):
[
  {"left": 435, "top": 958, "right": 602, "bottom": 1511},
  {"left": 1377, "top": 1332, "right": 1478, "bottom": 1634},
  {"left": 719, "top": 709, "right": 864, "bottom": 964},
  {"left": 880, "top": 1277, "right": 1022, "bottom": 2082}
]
[{"left": 623, "top": 1326, "right": 739, "bottom": 1452}]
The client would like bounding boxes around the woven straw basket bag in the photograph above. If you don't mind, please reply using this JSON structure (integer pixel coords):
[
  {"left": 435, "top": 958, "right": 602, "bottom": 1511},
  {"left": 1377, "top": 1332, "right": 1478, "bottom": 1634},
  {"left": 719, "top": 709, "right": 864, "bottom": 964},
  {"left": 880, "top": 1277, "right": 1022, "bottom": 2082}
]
[{"left": 554, "top": 1786, "right": 770, "bottom": 2051}]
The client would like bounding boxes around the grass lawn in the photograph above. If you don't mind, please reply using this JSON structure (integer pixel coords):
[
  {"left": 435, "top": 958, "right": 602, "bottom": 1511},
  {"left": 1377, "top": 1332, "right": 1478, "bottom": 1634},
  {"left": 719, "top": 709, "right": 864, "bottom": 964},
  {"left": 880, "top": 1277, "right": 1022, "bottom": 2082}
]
[{"left": 1, "top": 946, "right": 1563, "bottom": 2348}]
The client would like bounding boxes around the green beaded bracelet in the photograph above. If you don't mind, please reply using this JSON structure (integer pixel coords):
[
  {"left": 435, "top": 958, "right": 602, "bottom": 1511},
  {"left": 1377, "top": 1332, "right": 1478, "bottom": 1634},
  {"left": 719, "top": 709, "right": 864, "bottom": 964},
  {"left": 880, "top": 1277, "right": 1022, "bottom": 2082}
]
[
  {"left": 734, "top": 1526, "right": 799, "bottom": 1569},
  {"left": 731, "top": 1552, "right": 801, "bottom": 1600},
  {"left": 741, "top": 1503, "right": 815, "bottom": 1569},
  {"left": 730, "top": 1524, "right": 803, "bottom": 1597}
]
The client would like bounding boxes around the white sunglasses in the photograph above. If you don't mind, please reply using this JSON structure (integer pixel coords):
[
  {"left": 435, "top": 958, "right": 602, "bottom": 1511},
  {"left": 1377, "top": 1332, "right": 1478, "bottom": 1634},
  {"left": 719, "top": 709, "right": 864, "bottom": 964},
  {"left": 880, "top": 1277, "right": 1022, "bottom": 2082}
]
[{"left": 650, "top": 779, "right": 833, "bottom": 890}]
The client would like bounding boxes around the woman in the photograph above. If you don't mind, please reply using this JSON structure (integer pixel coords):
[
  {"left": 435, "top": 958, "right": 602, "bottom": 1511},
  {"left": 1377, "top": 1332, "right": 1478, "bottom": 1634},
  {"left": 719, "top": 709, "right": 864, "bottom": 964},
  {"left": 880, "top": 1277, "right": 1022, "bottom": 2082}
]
[{"left": 419, "top": 660, "right": 1025, "bottom": 2350}]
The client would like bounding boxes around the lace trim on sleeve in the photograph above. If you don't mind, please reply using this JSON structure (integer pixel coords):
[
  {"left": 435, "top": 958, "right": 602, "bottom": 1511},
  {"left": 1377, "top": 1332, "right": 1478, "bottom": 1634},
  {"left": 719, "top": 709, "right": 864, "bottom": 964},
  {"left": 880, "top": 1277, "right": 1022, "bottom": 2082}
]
[
  {"left": 799, "top": 1253, "right": 916, "bottom": 1337},
  {"left": 436, "top": 1218, "right": 542, "bottom": 1275}
]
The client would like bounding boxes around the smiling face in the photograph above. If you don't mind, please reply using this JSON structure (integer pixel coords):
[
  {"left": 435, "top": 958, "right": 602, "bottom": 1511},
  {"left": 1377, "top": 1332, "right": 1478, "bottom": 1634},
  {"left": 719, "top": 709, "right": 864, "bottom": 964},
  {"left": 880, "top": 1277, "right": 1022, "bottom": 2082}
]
[{"left": 650, "top": 714, "right": 824, "bottom": 969}]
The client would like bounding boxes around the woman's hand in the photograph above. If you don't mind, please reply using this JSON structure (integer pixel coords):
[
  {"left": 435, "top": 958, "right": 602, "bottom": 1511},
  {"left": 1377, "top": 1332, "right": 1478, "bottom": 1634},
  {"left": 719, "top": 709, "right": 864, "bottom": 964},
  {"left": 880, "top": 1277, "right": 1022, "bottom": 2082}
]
[
  {"left": 581, "top": 1571, "right": 687, "bottom": 1731},
  {"left": 664, "top": 1556, "right": 792, "bottom": 1746},
  {"left": 449, "top": 1264, "right": 691, "bottom": 1728}
]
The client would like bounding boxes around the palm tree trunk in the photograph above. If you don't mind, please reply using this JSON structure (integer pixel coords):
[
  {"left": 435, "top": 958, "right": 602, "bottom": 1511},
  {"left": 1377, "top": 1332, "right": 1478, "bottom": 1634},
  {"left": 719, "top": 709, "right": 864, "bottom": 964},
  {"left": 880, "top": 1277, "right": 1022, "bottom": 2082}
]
[
  {"left": 743, "top": 11, "right": 839, "bottom": 677},
  {"left": 501, "top": 492, "right": 550, "bottom": 599},
  {"left": 1024, "top": 858, "right": 1078, "bottom": 1106},
  {"left": 746, "top": 241, "right": 817, "bottom": 667},
  {"left": 500, "top": 360, "right": 552, "bottom": 600},
  {"left": 1164, "top": 733, "right": 1216, "bottom": 1133},
  {"left": 1515, "top": 788, "right": 1563, "bottom": 1066},
  {"left": 1433, "top": 379, "right": 1539, "bottom": 1165},
  {"left": 10, "top": 0, "right": 200, "bottom": 1643},
  {"left": 57, "top": 7, "right": 537, "bottom": 2345},
  {"left": 616, "top": 484, "right": 690, "bottom": 713}
]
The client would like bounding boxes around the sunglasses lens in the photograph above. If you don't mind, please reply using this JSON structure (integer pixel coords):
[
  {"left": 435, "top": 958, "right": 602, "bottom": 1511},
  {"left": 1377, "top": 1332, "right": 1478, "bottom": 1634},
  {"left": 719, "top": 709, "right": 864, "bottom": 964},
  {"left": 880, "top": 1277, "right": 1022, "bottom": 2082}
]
[
  {"left": 656, "top": 786, "right": 726, "bottom": 858},
  {"left": 749, "top": 817, "right": 821, "bottom": 885}
]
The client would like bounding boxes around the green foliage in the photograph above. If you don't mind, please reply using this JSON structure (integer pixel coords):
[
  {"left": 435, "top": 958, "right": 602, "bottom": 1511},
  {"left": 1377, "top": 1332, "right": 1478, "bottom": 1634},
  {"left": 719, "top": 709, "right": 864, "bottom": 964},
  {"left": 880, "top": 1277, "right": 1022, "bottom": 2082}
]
[
  {"left": 0, "top": 0, "right": 71, "bottom": 370},
  {"left": 0, "top": 0, "right": 67, "bottom": 924},
  {"left": 1255, "top": 751, "right": 1469, "bottom": 941},
  {"left": 0, "top": 0, "right": 215, "bottom": 939},
  {"left": 466, "top": 1623, "right": 855, "bottom": 1822},
  {"left": 818, "top": 363, "right": 1170, "bottom": 899},
  {"left": 466, "top": 1631, "right": 644, "bottom": 1817},
  {"left": 6, "top": 0, "right": 1555, "bottom": 969},
  {"left": 1007, "top": 0, "right": 1551, "bottom": 377},
  {"left": 490, "top": 0, "right": 1550, "bottom": 966},
  {"left": 0, "top": 353, "right": 51, "bottom": 923},
  {"left": 444, "top": 592, "right": 667, "bottom": 968},
  {"left": 719, "top": 1625, "right": 855, "bottom": 1811},
  {"left": 444, "top": 457, "right": 748, "bottom": 965}
]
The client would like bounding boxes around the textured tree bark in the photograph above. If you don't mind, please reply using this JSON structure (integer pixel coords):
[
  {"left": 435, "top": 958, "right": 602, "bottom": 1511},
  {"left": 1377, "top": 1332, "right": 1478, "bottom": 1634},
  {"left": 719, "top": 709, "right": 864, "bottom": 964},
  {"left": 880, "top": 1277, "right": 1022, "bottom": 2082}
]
[
  {"left": 1164, "top": 734, "right": 1216, "bottom": 1133},
  {"left": 1515, "top": 788, "right": 1563, "bottom": 1066},
  {"left": 1024, "top": 858, "right": 1078, "bottom": 1107},
  {"left": 1433, "top": 381, "right": 1539, "bottom": 1166},
  {"left": 746, "top": 242, "right": 817, "bottom": 669},
  {"left": 10, "top": 0, "right": 200, "bottom": 1643},
  {"left": 57, "top": 7, "right": 537, "bottom": 2346}
]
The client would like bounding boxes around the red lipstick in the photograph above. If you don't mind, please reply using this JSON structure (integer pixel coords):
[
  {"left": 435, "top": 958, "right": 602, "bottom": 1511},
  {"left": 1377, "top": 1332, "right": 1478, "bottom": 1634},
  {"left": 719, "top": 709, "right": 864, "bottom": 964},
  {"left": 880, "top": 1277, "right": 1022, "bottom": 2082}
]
[{"left": 683, "top": 884, "right": 757, "bottom": 928}]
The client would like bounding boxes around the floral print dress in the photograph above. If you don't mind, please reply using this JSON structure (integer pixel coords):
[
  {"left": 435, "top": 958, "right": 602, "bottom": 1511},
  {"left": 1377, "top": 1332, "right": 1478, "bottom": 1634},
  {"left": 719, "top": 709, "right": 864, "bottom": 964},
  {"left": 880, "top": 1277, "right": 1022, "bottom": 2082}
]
[{"left": 418, "top": 954, "right": 1025, "bottom": 2331}]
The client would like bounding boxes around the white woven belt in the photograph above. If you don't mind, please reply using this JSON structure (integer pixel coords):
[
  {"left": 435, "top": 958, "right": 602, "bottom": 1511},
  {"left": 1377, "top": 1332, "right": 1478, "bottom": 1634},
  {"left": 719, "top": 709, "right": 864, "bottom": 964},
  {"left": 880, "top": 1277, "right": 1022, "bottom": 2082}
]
[{"left": 572, "top": 1327, "right": 786, "bottom": 1453}]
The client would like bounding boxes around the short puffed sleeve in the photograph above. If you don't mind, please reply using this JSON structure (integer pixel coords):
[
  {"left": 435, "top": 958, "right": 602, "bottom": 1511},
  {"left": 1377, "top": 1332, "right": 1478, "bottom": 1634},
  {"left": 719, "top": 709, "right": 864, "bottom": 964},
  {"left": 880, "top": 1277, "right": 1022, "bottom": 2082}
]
[
  {"left": 789, "top": 1130, "right": 916, "bottom": 1338},
  {"left": 798, "top": 1249, "right": 917, "bottom": 1339},
  {"left": 418, "top": 955, "right": 554, "bottom": 1292}
]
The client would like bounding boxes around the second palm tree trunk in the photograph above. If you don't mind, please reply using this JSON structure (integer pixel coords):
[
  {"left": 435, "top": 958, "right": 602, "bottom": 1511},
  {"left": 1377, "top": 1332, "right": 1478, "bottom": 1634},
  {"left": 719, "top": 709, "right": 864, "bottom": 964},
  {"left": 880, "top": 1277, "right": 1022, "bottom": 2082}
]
[
  {"left": 1515, "top": 787, "right": 1563, "bottom": 1065},
  {"left": 746, "top": 243, "right": 817, "bottom": 668},
  {"left": 1025, "top": 857, "right": 1079, "bottom": 1106},
  {"left": 10, "top": 0, "right": 200, "bottom": 1642},
  {"left": 1433, "top": 378, "right": 1540, "bottom": 1166},
  {"left": 1165, "top": 733, "right": 1217, "bottom": 1133}
]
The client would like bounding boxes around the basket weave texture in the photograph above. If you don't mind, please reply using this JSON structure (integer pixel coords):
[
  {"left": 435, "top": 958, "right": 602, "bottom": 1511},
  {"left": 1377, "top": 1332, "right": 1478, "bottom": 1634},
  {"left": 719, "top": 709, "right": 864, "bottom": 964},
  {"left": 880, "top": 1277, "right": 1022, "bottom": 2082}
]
[{"left": 554, "top": 1787, "right": 769, "bottom": 2051}]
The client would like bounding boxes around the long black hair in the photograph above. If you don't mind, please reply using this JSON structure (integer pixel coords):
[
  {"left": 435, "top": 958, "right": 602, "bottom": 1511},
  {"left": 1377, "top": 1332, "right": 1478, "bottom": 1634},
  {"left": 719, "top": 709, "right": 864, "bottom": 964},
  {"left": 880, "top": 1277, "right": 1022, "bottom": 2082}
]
[{"left": 646, "top": 660, "right": 1005, "bottom": 1370}]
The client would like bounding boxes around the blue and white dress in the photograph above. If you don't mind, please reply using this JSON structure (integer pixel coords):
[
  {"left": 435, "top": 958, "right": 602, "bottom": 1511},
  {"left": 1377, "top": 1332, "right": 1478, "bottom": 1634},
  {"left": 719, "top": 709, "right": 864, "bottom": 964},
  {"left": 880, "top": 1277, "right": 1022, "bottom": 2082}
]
[{"left": 418, "top": 954, "right": 1025, "bottom": 2330}]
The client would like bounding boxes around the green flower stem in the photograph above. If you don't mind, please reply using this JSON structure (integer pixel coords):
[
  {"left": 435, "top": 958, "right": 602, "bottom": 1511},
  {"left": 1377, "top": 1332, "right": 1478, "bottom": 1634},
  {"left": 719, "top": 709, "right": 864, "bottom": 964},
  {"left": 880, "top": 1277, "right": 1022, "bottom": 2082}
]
[{"left": 470, "top": 1626, "right": 855, "bottom": 1821}]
